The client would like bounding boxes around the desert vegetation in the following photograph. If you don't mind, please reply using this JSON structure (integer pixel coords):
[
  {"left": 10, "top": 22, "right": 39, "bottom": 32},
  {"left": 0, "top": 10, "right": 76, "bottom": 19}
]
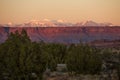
[{"left": 0, "top": 29, "right": 119, "bottom": 80}]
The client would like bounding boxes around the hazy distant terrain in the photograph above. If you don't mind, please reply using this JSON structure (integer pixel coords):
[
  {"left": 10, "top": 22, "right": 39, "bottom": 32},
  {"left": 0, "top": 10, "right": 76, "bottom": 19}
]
[{"left": 0, "top": 26, "right": 120, "bottom": 44}]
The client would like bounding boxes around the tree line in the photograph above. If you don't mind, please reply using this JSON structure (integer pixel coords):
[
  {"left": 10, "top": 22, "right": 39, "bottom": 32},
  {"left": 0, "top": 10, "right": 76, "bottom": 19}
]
[{"left": 0, "top": 29, "right": 119, "bottom": 80}]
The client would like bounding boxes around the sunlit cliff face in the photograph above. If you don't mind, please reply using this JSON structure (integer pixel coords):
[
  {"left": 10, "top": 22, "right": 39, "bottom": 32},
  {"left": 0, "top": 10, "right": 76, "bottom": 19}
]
[
  {"left": 0, "top": 0, "right": 120, "bottom": 25},
  {"left": 0, "top": 27, "right": 120, "bottom": 43}
]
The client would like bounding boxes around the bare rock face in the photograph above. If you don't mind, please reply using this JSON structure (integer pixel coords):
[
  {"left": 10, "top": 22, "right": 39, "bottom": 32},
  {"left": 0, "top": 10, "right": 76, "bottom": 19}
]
[{"left": 0, "top": 26, "right": 120, "bottom": 43}]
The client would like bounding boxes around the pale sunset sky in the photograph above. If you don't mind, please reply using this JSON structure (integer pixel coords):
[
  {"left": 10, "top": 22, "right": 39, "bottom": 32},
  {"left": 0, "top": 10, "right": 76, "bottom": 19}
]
[{"left": 0, "top": 0, "right": 120, "bottom": 25}]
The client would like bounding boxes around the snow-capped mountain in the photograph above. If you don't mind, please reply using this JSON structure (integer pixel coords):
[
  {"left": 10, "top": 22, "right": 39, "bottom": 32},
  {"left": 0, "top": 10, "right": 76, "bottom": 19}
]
[
  {"left": 51, "top": 20, "right": 74, "bottom": 27},
  {"left": 0, "top": 20, "right": 114, "bottom": 27},
  {"left": 1, "top": 22, "right": 15, "bottom": 27},
  {"left": 76, "top": 21, "right": 113, "bottom": 26},
  {"left": 22, "top": 20, "right": 113, "bottom": 27},
  {"left": 23, "top": 19, "right": 73, "bottom": 27},
  {"left": 24, "top": 20, "right": 56, "bottom": 27}
]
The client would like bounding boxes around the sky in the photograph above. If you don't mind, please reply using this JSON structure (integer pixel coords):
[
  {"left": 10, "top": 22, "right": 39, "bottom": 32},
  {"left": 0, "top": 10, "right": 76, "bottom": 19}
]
[{"left": 0, "top": 0, "right": 120, "bottom": 25}]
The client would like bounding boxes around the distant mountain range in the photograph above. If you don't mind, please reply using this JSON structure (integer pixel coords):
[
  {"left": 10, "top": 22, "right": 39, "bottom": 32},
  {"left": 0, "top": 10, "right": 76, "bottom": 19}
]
[
  {"left": 0, "top": 20, "right": 119, "bottom": 44},
  {"left": 1, "top": 20, "right": 114, "bottom": 27},
  {"left": 75, "top": 21, "right": 113, "bottom": 27}
]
